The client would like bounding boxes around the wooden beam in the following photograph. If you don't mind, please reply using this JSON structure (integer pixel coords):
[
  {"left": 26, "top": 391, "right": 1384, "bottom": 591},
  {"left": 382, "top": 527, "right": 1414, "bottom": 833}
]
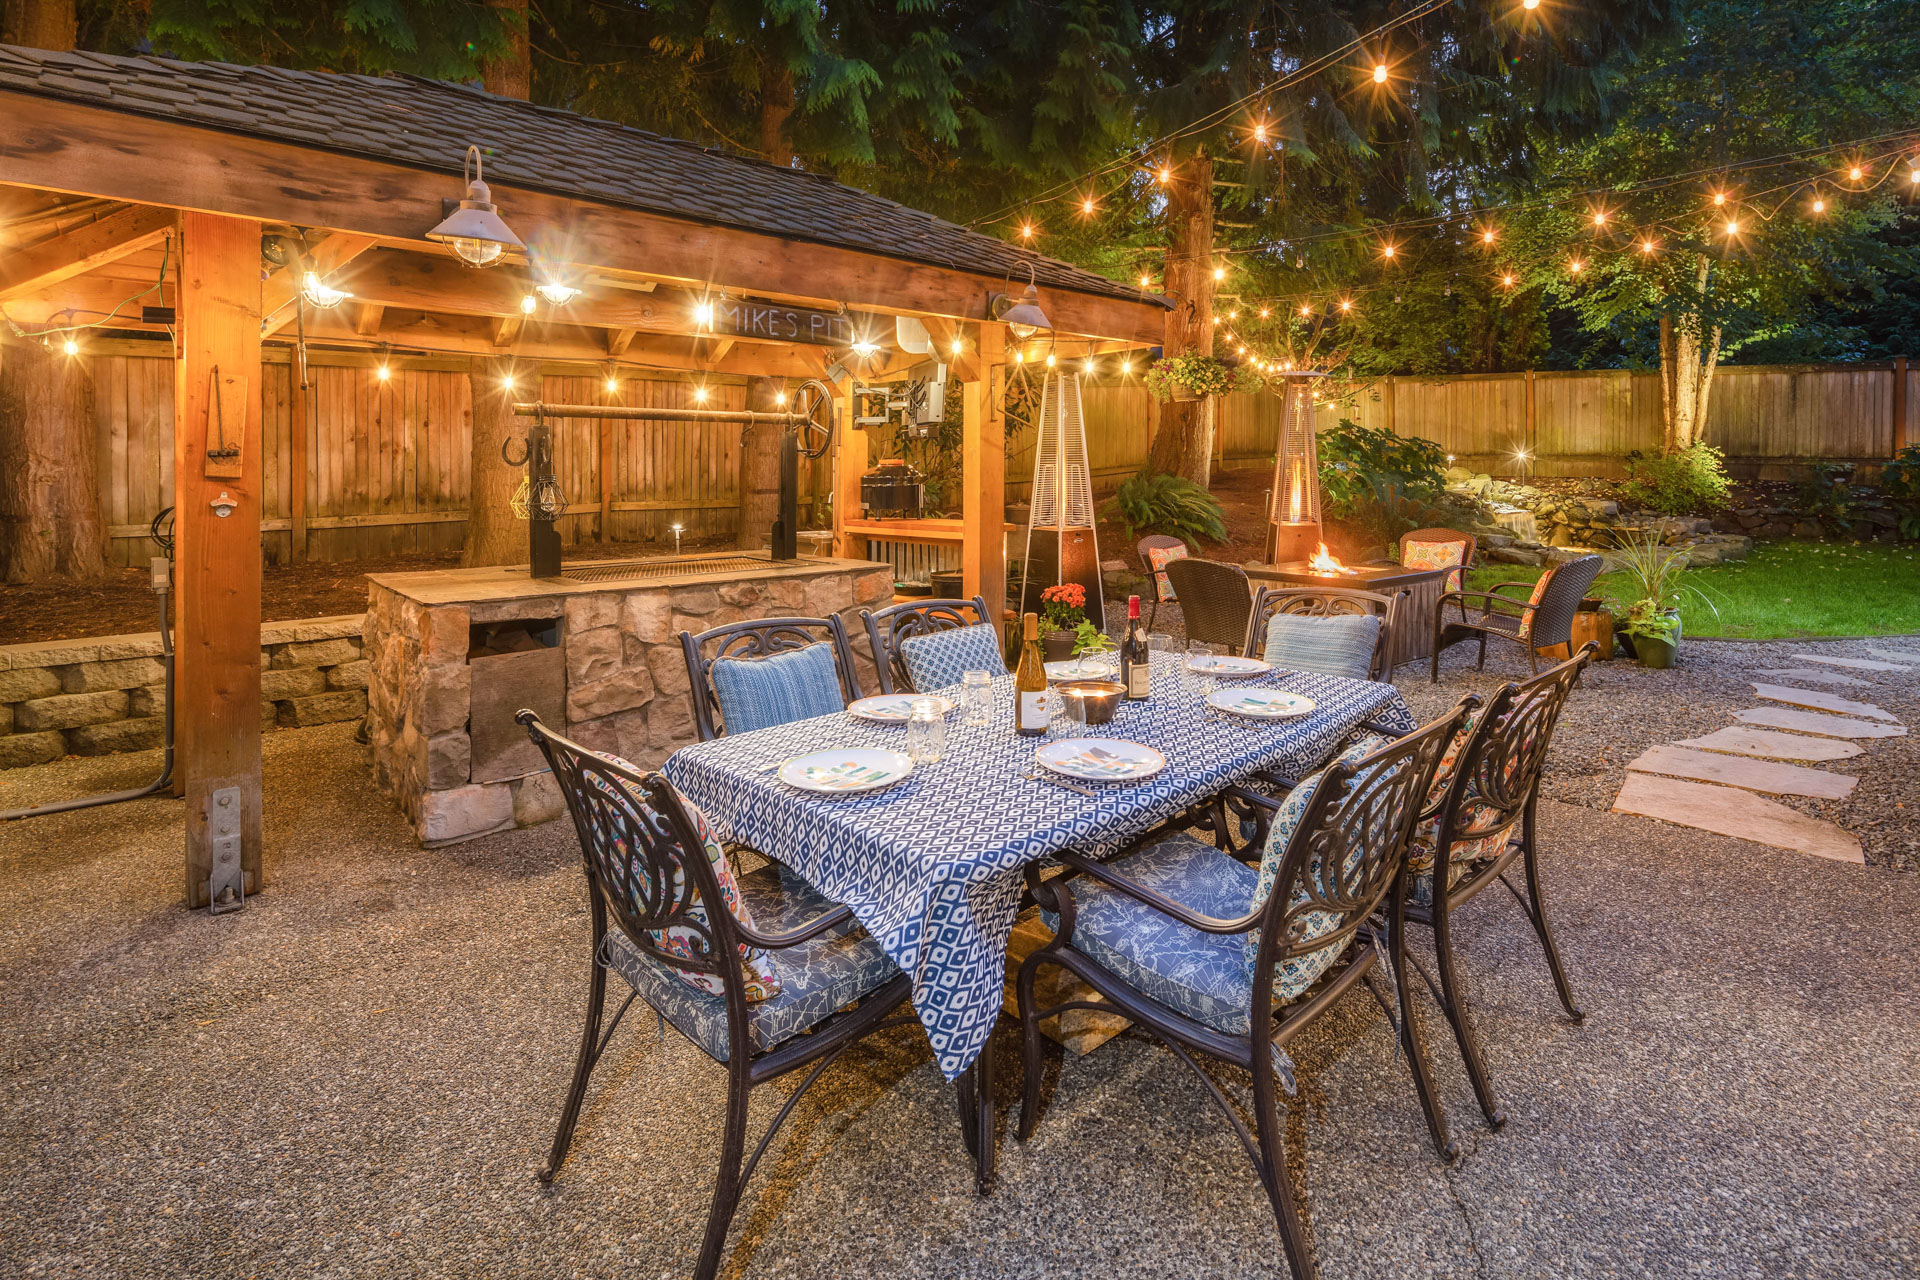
[
  {"left": 0, "top": 203, "right": 172, "bottom": 301},
  {"left": 918, "top": 316, "right": 980, "bottom": 382},
  {"left": 287, "top": 362, "right": 308, "bottom": 562},
  {"left": 174, "top": 210, "right": 264, "bottom": 910},
  {"left": 0, "top": 94, "right": 1168, "bottom": 343},
  {"left": 833, "top": 379, "right": 868, "bottom": 561},
  {"left": 606, "top": 327, "right": 636, "bottom": 357},
  {"left": 492, "top": 313, "right": 523, "bottom": 347},
  {"left": 352, "top": 301, "right": 384, "bottom": 336},
  {"left": 259, "top": 232, "right": 377, "bottom": 334},
  {"left": 963, "top": 327, "right": 1008, "bottom": 622},
  {"left": 705, "top": 338, "right": 735, "bottom": 364}
]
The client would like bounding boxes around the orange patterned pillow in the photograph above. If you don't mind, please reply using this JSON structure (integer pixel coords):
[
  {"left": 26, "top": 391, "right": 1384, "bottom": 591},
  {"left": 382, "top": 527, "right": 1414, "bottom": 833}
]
[
  {"left": 1402, "top": 539, "right": 1467, "bottom": 592},
  {"left": 1145, "top": 542, "right": 1190, "bottom": 602},
  {"left": 1517, "top": 570, "right": 1555, "bottom": 641}
]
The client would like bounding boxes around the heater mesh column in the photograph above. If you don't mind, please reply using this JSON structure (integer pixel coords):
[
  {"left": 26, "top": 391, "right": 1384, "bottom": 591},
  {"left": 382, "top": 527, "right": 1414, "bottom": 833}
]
[{"left": 1019, "top": 372, "right": 1105, "bottom": 622}]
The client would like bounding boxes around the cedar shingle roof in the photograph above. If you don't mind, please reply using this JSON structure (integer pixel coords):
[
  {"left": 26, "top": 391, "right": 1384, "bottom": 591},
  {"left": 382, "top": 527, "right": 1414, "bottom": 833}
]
[{"left": 0, "top": 43, "right": 1161, "bottom": 308}]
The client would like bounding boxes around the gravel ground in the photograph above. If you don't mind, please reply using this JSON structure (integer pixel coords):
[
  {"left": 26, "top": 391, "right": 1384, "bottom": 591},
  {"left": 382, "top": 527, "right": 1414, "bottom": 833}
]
[{"left": 1, "top": 653, "right": 1917, "bottom": 1279}]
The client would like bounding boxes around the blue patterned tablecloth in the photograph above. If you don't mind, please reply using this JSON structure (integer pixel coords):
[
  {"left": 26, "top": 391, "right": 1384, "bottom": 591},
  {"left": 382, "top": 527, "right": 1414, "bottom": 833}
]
[{"left": 663, "top": 654, "right": 1413, "bottom": 1079}]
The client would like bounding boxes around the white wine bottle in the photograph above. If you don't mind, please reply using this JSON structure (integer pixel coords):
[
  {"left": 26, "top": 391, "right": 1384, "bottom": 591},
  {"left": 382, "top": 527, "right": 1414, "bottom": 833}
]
[
  {"left": 1014, "top": 612, "right": 1053, "bottom": 737},
  {"left": 1119, "top": 594, "right": 1150, "bottom": 700}
]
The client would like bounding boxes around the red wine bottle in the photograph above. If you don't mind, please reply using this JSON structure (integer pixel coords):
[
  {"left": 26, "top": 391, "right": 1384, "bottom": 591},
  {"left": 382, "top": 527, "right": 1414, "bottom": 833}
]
[{"left": 1120, "top": 595, "right": 1150, "bottom": 700}]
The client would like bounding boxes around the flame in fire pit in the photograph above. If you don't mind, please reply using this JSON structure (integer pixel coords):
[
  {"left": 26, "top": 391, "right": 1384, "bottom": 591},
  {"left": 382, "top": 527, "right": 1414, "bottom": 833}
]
[{"left": 1307, "top": 543, "right": 1358, "bottom": 576}]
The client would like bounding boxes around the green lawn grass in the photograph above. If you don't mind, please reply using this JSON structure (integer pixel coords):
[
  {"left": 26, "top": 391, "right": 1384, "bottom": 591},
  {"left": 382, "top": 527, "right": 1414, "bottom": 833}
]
[{"left": 1463, "top": 540, "right": 1920, "bottom": 640}]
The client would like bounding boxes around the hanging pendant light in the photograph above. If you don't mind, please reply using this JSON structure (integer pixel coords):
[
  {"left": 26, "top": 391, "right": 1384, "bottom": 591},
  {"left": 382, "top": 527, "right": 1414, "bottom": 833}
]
[
  {"left": 990, "top": 262, "right": 1052, "bottom": 340},
  {"left": 427, "top": 145, "right": 526, "bottom": 268}
]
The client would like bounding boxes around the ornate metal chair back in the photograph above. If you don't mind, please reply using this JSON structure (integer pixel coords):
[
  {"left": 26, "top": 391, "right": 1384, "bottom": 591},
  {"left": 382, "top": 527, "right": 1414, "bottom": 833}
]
[
  {"left": 1244, "top": 585, "right": 1402, "bottom": 680},
  {"left": 1247, "top": 707, "right": 1465, "bottom": 1018},
  {"left": 1430, "top": 645, "right": 1595, "bottom": 847},
  {"left": 1163, "top": 557, "right": 1252, "bottom": 655},
  {"left": 679, "top": 615, "right": 863, "bottom": 741},
  {"left": 1529, "top": 555, "right": 1604, "bottom": 648},
  {"left": 518, "top": 711, "right": 747, "bottom": 1003},
  {"left": 859, "top": 594, "right": 993, "bottom": 695}
]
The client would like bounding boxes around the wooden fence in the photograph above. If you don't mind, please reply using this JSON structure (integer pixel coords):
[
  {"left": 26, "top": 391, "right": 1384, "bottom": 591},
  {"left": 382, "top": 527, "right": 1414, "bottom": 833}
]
[{"left": 89, "top": 342, "right": 1913, "bottom": 566}]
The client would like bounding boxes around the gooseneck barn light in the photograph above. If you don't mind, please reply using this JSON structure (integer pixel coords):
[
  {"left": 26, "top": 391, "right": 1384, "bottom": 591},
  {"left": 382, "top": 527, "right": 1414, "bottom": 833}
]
[
  {"left": 427, "top": 145, "right": 526, "bottom": 267},
  {"left": 990, "top": 262, "right": 1052, "bottom": 340}
]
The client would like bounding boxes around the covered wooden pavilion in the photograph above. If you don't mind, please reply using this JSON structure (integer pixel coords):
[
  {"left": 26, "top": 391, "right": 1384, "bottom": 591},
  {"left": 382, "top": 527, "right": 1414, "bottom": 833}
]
[{"left": 0, "top": 43, "right": 1168, "bottom": 905}]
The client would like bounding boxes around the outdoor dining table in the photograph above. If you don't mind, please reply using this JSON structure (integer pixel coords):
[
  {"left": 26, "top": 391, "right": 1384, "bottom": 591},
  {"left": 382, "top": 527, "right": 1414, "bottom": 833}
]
[{"left": 662, "top": 651, "right": 1415, "bottom": 1187}]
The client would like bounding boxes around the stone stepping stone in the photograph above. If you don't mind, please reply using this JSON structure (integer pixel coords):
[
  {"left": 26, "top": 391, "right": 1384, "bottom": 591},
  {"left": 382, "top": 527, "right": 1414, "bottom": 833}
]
[
  {"left": 1626, "top": 744, "right": 1856, "bottom": 800},
  {"left": 1732, "top": 707, "right": 1908, "bottom": 739},
  {"left": 1674, "top": 726, "right": 1865, "bottom": 762},
  {"left": 1790, "top": 653, "right": 1914, "bottom": 673},
  {"left": 1750, "top": 683, "right": 1900, "bottom": 723},
  {"left": 1868, "top": 648, "right": 1920, "bottom": 665},
  {"left": 1612, "top": 774, "right": 1863, "bottom": 864},
  {"left": 1754, "top": 667, "right": 1869, "bottom": 688}
]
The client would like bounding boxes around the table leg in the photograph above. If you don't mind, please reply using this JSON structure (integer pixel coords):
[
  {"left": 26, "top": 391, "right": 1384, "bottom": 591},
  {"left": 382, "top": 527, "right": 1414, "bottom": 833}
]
[{"left": 953, "top": 1041, "right": 997, "bottom": 1193}]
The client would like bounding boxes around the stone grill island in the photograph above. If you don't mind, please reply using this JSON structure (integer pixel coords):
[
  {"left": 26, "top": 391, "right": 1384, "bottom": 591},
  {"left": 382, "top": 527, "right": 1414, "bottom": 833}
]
[{"left": 363, "top": 556, "right": 892, "bottom": 845}]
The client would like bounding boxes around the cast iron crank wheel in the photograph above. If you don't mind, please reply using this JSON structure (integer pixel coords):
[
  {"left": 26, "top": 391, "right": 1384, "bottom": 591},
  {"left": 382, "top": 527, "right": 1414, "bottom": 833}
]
[{"left": 791, "top": 378, "right": 836, "bottom": 459}]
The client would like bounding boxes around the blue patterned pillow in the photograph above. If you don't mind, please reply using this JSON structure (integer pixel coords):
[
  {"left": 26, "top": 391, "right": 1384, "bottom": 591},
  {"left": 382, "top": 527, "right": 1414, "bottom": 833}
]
[
  {"left": 710, "top": 643, "right": 846, "bottom": 734},
  {"left": 897, "top": 622, "right": 1006, "bottom": 692},
  {"left": 1262, "top": 612, "right": 1380, "bottom": 680}
]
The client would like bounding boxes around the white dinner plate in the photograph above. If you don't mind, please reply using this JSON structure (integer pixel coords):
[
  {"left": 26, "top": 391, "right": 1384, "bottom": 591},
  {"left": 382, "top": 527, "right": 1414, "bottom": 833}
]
[
  {"left": 1185, "top": 653, "right": 1271, "bottom": 677},
  {"left": 1207, "top": 688, "right": 1316, "bottom": 720},
  {"left": 848, "top": 694, "right": 955, "bottom": 723},
  {"left": 1033, "top": 738, "right": 1167, "bottom": 783},
  {"left": 778, "top": 748, "right": 914, "bottom": 794},
  {"left": 1045, "top": 658, "right": 1115, "bottom": 682}
]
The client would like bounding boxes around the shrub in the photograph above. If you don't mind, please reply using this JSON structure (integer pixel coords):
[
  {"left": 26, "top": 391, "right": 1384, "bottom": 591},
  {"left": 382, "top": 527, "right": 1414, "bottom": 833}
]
[
  {"left": 1316, "top": 419, "right": 1447, "bottom": 517},
  {"left": 1796, "top": 462, "right": 1863, "bottom": 531},
  {"left": 1621, "top": 443, "right": 1731, "bottom": 515},
  {"left": 1880, "top": 445, "right": 1920, "bottom": 539},
  {"left": 1105, "top": 471, "right": 1227, "bottom": 548}
]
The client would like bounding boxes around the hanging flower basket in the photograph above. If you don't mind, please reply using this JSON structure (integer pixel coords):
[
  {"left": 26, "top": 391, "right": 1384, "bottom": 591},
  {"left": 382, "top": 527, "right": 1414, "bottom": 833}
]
[{"left": 1144, "top": 354, "right": 1266, "bottom": 403}]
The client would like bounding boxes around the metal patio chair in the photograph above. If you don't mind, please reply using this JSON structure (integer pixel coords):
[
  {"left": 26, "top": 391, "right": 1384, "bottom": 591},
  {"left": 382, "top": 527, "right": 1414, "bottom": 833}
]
[
  {"left": 858, "top": 594, "right": 998, "bottom": 694},
  {"left": 680, "top": 615, "right": 864, "bottom": 741},
  {"left": 1431, "top": 554, "right": 1603, "bottom": 680},
  {"left": 1015, "top": 708, "right": 1468, "bottom": 1280},
  {"left": 520, "top": 712, "right": 914, "bottom": 1280},
  {"left": 1244, "top": 585, "right": 1403, "bottom": 682}
]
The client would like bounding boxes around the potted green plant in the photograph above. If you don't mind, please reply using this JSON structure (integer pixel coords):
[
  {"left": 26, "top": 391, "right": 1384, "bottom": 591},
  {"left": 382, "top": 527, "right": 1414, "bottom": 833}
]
[
  {"left": 1039, "top": 583, "right": 1090, "bottom": 662},
  {"left": 1610, "top": 529, "right": 1719, "bottom": 668},
  {"left": 1143, "top": 353, "right": 1264, "bottom": 403}
]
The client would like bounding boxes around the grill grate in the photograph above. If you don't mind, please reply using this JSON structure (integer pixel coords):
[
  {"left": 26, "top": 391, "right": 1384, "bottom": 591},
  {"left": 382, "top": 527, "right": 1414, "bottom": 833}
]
[{"left": 561, "top": 554, "right": 772, "bottom": 584}]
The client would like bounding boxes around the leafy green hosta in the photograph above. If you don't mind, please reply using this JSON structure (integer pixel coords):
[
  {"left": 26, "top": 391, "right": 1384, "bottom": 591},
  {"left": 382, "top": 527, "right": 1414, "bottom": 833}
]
[
  {"left": 1106, "top": 472, "right": 1227, "bottom": 549},
  {"left": 1620, "top": 599, "right": 1682, "bottom": 642},
  {"left": 1881, "top": 446, "right": 1920, "bottom": 540}
]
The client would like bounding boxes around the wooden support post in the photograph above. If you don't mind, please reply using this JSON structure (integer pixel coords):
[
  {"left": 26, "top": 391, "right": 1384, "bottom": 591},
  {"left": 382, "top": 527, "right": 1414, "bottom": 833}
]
[
  {"left": 287, "top": 360, "right": 308, "bottom": 563},
  {"left": 174, "top": 211, "right": 264, "bottom": 910},
  {"left": 833, "top": 379, "right": 867, "bottom": 561},
  {"left": 1894, "top": 356, "right": 1909, "bottom": 454},
  {"left": 963, "top": 327, "right": 1008, "bottom": 621}
]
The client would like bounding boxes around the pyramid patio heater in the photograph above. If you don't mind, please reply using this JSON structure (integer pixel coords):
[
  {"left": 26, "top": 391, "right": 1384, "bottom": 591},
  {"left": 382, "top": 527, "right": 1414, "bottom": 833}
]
[
  {"left": 1019, "top": 371, "right": 1105, "bottom": 623},
  {"left": 1266, "top": 370, "right": 1329, "bottom": 564}
]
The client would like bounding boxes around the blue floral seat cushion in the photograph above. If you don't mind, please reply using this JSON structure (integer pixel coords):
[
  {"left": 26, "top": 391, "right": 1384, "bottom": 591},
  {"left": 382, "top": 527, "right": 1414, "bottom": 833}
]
[
  {"left": 602, "top": 862, "right": 900, "bottom": 1063},
  {"left": 709, "top": 642, "right": 847, "bottom": 734},
  {"left": 897, "top": 622, "right": 1005, "bottom": 692},
  {"left": 1261, "top": 612, "right": 1381, "bottom": 681}
]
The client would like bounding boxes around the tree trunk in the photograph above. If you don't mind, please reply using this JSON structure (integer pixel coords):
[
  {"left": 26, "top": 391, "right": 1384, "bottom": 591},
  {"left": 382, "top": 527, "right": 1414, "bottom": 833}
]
[
  {"left": 736, "top": 378, "right": 784, "bottom": 549},
  {"left": 481, "top": 0, "right": 531, "bottom": 100},
  {"left": 759, "top": 59, "right": 796, "bottom": 167},
  {"left": 2, "top": 0, "right": 76, "bottom": 50},
  {"left": 1657, "top": 255, "right": 1719, "bottom": 453},
  {"left": 0, "top": 338, "right": 106, "bottom": 583},
  {"left": 463, "top": 356, "right": 524, "bottom": 567},
  {"left": 1145, "top": 150, "right": 1215, "bottom": 485}
]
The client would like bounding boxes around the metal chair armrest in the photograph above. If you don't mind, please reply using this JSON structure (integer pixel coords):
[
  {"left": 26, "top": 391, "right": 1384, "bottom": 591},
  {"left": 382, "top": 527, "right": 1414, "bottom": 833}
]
[
  {"left": 1052, "top": 847, "right": 1264, "bottom": 936},
  {"left": 734, "top": 902, "right": 857, "bottom": 950}
]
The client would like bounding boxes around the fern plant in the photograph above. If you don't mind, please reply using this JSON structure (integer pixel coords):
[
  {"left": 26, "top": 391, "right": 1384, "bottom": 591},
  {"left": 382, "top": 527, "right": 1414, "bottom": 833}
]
[{"left": 1105, "top": 471, "right": 1227, "bottom": 548}]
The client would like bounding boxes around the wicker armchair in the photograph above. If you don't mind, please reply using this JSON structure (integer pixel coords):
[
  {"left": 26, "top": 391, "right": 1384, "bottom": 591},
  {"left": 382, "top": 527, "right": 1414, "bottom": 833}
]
[
  {"left": 1431, "top": 555, "right": 1603, "bottom": 680},
  {"left": 1243, "top": 585, "right": 1403, "bottom": 682},
  {"left": 1162, "top": 557, "right": 1253, "bottom": 655}
]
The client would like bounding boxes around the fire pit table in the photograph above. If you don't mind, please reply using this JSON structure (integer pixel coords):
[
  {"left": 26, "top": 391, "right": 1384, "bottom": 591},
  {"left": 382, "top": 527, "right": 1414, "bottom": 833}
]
[{"left": 1246, "top": 560, "right": 1455, "bottom": 670}]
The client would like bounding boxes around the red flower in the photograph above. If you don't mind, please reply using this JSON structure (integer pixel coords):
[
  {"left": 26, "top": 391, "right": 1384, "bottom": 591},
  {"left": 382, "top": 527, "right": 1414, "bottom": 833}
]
[{"left": 1041, "top": 583, "right": 1086, "bottom": 608}]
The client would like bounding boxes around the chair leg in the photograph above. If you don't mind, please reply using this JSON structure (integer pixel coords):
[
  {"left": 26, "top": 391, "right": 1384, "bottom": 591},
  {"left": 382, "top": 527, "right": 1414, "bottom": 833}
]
[
  {"left": 1475, "top": 631, "right": 1488, "bottom": 671},
  {"left": 1517, "top": 801, "right": 1584, "bottom": 1023},
  {"left": 1391, "top": 923, "right": 1458, "bottom": 1163},
  {"left": 1251, "top": 1049, "right": 1322, "bottom": 1280},
  {"left": 1016, "top": 950, "right": 1049, "bottom": 1142},
  {"left": 539, "top": 924, "right": 611, "bottom": 1184},
  {"left": 693, "top": 1061, "right": 754, "bottom": 1280},
  {"left": 1431, "top": 886, "right": 1506, "bottom": 1129}
]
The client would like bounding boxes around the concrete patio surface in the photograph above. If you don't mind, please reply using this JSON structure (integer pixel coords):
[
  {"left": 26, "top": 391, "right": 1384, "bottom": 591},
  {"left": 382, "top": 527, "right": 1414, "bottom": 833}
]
[{"left": 2, "top": 644, "right": 1917, "bottom": 1278}]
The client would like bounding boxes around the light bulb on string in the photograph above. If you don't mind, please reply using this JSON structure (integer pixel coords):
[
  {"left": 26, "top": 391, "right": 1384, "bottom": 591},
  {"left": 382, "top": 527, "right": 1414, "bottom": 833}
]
[
  {"left": 1481, "top": 228, "right": 1497, "bottom": 245},
  {"left": 1712, "top": 191, "right": 1727, "bottom": 206},
  {"left": 1139, "top": 273, "right": 1152, "bottom": 287},
  {"left": 375, "top": 361, "right": 391, "bottom": 382},
  {"left": 1082, "top": 357, "right": 1095, "bottom": 374},
  {"left": 1381, "top": 242, "right": 1397, "bottom": 260},
  {"left": 1299, "top": 303, "right": 1312, "bottom": 317},
  {"left": 62, "top": 337, "right": 79, "bottom": 356},
  {"left": 1724, "top": 219, "right": 1741, "bottom": 236},
  {"left": 1592, "top": 210, "right": 1609, "bottom": 226},
  {"left": 1080, "top": 196, "right": 1096, "bottom": 216},
  {"left": 774, "top": 389, "right": 788, "bottom": 406},
  {"left": 519, "top": 293, "right": 537, "bottom": 315},
  {"left": 1372, "top": 62, "right": 1389, "bottom": 84},
  {"left": 1019, "top": 222, "right": 1035, "bottom": 240},
  {"left": 1045, "top": 352, "right": 1056, "bottom": 368},
  {"left": 500, "top": 372, "right": 517, "bottom": 391},
  {"left": 1812, "top": 197, "right": 1827, "bottom": 213},
  {"left": 1252, "top": 120, "right": 1268, "bottom": 143},
  {"left": 1339, "top": 298, "right": 1353, "bottom": 313},
  {"left": 950, "top": 337, "right": 964, "bottom": 356},
  {"left": 1849, "top": 165, "right": 1864, "bottom": 181},
  {"left": 1120, "top": 359, "right": 1133, "bottom": 374},
  {"left": 1640, "top": 238, "right": 1658, "bottom": 254},
  {"left": 1228, "top": 309, "right": 1238, "bottom": 320},
  {"left": 693, "top": 384, "right": 709, "bottom": 404},
  {"left": 1568, "top": 259, "right": 1585, "bottom": 275},
  {"left": 1501, "top": 272, "right": 1516, "bottom": 288},
  {"left": 1213, "top": 265, "right": 1226, "bottom": 281},
  {"left": 1523, "top": 0, "right": 1540, "bottom": 9},
  {"left": 604, "top": 374, "right": 618, "bottom": 394}
]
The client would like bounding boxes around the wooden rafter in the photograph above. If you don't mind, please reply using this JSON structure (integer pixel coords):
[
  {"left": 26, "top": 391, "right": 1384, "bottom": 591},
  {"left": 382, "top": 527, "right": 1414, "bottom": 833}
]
[
  {"left": 352, "top": 301, "right": 384, "bottom": 336},
  {"left": 0, "top": 203, "right": 173, "bottom": 302}
]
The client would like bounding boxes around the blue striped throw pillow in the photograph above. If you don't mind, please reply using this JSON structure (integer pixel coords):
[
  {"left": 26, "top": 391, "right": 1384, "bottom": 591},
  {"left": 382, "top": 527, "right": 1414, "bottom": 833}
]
[
  {"left": 1261, "top": 612, "right": 1380, "bottom": 681},
  {"left": 710, "top": 643, "right": 846, "bottom": 734}
]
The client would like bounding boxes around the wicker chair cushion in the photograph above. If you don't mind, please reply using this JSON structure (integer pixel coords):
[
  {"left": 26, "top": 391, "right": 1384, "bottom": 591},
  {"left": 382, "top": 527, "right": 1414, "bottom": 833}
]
[
  {"left": 1518, "top": 573, "right": 1555, "bottom": 641},
  {"left": 1403, "top": 538, "right": 1467, "bottom": 592},
  {"left": 709, "top": 641, "right": 846, "bottom": 734},
  {"left": 1146, "top": 542, "right": 1190, "bottom": 602},
  {"left": 1261, "top": 611, "right": 1380, "bottom": 680},
  {"left": 589, "top": 756, "right": 783, "bottom": 1003},
  {"left": 898, "top": 622, "right": 1006, "bottom": 692},
  {"left": 602, "top": 863, "right": 899, "bottom": 1062}
]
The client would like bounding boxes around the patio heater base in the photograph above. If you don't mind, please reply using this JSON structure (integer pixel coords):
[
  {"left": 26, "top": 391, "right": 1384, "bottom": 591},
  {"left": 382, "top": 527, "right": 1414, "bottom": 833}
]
[{"left": 1267, "top": 521, "right": 1324, "bottom": 565}]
